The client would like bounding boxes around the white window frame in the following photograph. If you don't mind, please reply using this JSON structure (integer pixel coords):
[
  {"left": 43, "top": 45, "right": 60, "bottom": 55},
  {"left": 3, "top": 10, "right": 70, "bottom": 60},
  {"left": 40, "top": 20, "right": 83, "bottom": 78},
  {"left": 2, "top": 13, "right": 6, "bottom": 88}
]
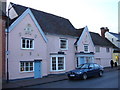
[
  {"left": 19, "top": 61, "right": 34, "bottom": 73},
  {"left": 95, "top": 46, "right": 100, "bottom": 53},
  {"left": 84, "top": 44, "right": 89, "bottom": 52},
  {"left": 59, "top": 38, "right": 68, "bottom": 50},
  {"left": 21, "top": 38, "right": 34, "bottom": 50},
  {"left": 50, "top": 55, "right": 65, "bottom": 71}
]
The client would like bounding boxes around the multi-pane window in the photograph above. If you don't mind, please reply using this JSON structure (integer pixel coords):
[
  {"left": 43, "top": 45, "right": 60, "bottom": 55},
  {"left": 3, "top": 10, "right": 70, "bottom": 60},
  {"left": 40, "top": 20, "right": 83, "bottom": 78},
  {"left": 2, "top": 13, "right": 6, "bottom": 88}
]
[
  {"left": 52, "top": 57, "right": 56, "bottom": 70},
  {"left": 84, "top": 44, "right": 88, "bottom": 52},
  {"left": 106, "top": 48, "right": 110, "bottom": 53},
  {"left": 60, "top": 39, "right": 68, "bottom": 50},
  {"left": 58, "top": 57, "right": 64, "bottom": 70},
  {"left": 86, "top": 57, "right": 91, "bottom": 63},
  {"left": 22, "top": 38, "right": 34, "bottom": 49},
  {"left": 95, "top": 46, "right": 100, "bottom": 52},
  {"left": 51, "top": 56, "right": 65, "bottom": 71},
  {"left": 20, "top": 61, "right": 34, "bottom": 72}
]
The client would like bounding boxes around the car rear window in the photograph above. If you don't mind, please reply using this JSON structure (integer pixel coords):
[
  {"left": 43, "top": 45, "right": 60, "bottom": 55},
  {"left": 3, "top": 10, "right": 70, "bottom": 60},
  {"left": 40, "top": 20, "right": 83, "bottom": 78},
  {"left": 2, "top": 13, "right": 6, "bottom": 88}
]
[
  {"left": 94, "top": 64, "right": 100, "bottom": 69},
  {"left": 89, "top": 64, "right": 94, "bottom": 69}
]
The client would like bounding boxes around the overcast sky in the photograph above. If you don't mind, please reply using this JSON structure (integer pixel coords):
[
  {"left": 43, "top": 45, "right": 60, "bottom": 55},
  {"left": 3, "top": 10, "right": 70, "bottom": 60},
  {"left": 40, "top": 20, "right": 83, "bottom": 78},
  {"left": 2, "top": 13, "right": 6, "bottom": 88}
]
[{"left": 7, "top": 0, "right": 119, "bottom": 34}]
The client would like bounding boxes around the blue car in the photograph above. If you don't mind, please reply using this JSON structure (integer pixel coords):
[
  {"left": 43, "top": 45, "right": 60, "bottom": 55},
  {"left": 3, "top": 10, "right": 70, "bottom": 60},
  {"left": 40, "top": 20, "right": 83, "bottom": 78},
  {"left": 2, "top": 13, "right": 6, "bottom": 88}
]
[{"left": 67, "top": 63, "right": 104, "bottom": 80}]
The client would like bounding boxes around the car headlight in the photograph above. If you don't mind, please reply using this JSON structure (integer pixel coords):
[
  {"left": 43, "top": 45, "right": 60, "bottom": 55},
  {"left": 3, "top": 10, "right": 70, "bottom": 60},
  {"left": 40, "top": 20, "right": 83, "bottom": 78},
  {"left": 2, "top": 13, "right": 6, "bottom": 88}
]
[{"left": 76, "top": 72, "right": 82, "bottom": 74}]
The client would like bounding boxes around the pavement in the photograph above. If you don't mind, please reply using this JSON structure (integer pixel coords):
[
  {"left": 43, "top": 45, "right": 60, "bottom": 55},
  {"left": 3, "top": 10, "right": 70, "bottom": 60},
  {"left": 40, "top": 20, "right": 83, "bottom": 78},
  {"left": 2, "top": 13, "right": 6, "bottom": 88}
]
[{"left": 2, "top": 65, "right": 120, "bottom": 89}]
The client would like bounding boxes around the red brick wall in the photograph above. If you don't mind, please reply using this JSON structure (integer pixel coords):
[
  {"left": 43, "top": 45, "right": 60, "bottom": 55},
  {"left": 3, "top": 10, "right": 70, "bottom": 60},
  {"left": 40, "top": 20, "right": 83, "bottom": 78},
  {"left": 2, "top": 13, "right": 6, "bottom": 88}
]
[
  {"left": 100, "top": 27, "right": 109, "bottom": 38},
  {"left": 0, "top": 16, "right": 6, "bottom": 80}
]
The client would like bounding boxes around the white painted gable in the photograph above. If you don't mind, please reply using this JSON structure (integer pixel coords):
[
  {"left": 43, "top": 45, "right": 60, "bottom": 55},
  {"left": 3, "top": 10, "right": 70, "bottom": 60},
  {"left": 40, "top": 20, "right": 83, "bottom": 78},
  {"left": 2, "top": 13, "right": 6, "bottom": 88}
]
[
  {"left": 77, "top": 26, "right": 94, "bottom": 53},
  {"left": 8, "top": 8, "right": 47, "bottom": 43}
]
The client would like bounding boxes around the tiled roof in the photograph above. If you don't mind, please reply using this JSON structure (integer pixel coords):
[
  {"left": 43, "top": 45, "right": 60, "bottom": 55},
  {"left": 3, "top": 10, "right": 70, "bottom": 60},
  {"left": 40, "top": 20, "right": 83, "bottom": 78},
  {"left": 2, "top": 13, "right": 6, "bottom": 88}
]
[
  {"left": 90, "top": 32, "right": 118, "bottom": 48},
  {"left": 76, "top": 28, "right": 84, "bottom": 37},
  {"left": 10, "top": 2, "right": 79, "bottom": 37},
  {"left": 74, "top": 28, "right": 84, "bottom": 45},
  {"left": 9, "top": 2, "right": 118, "bottom": 49}
]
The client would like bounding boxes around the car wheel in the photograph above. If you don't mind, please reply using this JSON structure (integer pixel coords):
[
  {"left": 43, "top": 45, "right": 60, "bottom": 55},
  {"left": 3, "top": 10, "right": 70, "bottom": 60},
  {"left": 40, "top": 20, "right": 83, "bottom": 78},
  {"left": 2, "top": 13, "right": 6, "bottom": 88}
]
[
  {"left": 99, "top": 71, "right": 103, "bottom": 77},
  {"left": 82, "top": 73, "right": 87, "bottom": 80}
]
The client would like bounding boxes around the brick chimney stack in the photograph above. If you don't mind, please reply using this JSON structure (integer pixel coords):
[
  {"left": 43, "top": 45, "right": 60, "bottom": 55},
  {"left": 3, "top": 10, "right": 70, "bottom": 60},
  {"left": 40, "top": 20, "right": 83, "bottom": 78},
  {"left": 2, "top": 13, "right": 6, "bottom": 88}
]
[{"left": 100, "top": 27, "right": 109, "bottom": 38}]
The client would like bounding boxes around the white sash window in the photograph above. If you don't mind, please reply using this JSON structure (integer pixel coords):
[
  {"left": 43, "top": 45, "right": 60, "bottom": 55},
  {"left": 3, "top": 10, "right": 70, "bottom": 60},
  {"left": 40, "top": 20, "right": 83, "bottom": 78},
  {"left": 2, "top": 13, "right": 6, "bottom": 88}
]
[{"left": 21, "top": 38, "right": 34, "bottom": 49}]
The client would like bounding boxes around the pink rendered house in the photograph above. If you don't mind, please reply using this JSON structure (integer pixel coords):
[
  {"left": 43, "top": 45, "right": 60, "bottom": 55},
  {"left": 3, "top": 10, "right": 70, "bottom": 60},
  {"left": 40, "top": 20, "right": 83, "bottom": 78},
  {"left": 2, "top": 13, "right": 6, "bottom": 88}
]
[
  {"left": 7, "top": 3, "right": 115, "bottom": 80},
  {"left": 90, "top": 32, "right": 117, "bottom": 67}
]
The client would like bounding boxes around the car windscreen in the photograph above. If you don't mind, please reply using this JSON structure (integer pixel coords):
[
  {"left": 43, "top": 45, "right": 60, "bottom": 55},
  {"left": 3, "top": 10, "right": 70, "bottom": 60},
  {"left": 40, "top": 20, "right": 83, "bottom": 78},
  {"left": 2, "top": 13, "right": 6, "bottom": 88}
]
[{"left": 77, "top": 64, "right": 89, "bottom": 69}]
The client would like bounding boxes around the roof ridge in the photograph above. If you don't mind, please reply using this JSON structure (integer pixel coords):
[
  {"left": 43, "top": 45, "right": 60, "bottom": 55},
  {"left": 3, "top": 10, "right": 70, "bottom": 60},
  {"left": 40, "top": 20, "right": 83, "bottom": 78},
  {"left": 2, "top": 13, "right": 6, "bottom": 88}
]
[
  {"left": 76, "top": 27, "right": 85, "bottom": 30},
  {"left": 109, "top": 32, "right": 118, "bottom": 34},
  {"left": 10, "top": 2, "right": 69, "bottom": 21},
  {"left": 9, "top": 2, "right": 77, "bottom": 37},
  {"left": 90, "top": 31, "right": 100, "bottom": 35}
]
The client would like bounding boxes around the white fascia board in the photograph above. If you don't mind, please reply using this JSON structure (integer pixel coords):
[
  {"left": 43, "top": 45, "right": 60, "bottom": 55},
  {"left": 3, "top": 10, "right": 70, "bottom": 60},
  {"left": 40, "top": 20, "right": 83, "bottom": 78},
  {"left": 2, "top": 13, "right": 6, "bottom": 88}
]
[
  {"left": 76, "top": 26, "right": 86, "bottom": 45},
  {"left": 8, "top": 8, "right": 48, "bottom": 43},
  {"left": 106, "top": 32, "right": 118, "bottom": 40},
  {"left": 77, "top": 26, "right": 94, "bottom": 47}
]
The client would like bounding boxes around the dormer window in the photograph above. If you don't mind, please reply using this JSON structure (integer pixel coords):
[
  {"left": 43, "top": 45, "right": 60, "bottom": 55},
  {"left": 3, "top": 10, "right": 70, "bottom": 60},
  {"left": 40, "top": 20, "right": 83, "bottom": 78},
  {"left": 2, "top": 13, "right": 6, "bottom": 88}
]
[
  {"left": 84, "top": 44, "right": 88, "bottom": 52},
  {"left": 60, "top": 38, "right": 68, "bottom": 50},
  {"left": 112, "top": 38, "right": 114, "bottom": 42}
]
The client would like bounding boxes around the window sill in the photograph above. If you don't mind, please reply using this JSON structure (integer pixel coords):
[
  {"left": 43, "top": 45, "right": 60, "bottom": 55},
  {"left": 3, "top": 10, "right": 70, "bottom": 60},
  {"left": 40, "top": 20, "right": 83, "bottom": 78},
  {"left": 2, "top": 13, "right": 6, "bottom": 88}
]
[
  {"left": 84, "top": 51, "right": 89, "bottom": 53},
  {"left": 20, "top": 71, "right": 34, "bottom": 73},
  {"left": 60, "top": 48, "right": 68, "bottom": 51},
  {"left": 21, "top": 48, "right": 34, "bottom": 50},
  {"left": 50, "top": 69, "right": 65, "bottom": 72}
]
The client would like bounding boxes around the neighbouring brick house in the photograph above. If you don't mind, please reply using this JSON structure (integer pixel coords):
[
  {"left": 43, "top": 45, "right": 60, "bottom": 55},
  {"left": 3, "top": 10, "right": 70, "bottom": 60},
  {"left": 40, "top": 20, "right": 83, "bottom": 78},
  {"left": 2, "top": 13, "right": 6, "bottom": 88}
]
[
  {"left": 6, "top": 2, "right": 117, "bottom": 80},
  {"left": 0, "top": 10, "right": 6, "bottom": 81}
]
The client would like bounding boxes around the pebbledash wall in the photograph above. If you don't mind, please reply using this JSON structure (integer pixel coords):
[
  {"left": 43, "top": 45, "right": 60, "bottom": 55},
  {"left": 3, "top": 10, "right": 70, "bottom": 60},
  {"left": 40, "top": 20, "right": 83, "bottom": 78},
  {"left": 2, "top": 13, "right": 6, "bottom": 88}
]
[
  {"left": 46, "top": 34, "right": 77, "bottom": 74},
  {"left": 94, "top": 46, "right": 112, "bottom": 67},
  {"left": 8, "top": 14, "right": 48, "bottom": 79}
]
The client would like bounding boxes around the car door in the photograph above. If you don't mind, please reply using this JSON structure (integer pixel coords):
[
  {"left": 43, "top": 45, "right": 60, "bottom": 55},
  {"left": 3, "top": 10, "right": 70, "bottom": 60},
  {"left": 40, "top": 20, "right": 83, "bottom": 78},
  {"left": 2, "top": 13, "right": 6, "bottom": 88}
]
[{"left": 87, "top": 64, "right": 95, "bottom": 77}]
